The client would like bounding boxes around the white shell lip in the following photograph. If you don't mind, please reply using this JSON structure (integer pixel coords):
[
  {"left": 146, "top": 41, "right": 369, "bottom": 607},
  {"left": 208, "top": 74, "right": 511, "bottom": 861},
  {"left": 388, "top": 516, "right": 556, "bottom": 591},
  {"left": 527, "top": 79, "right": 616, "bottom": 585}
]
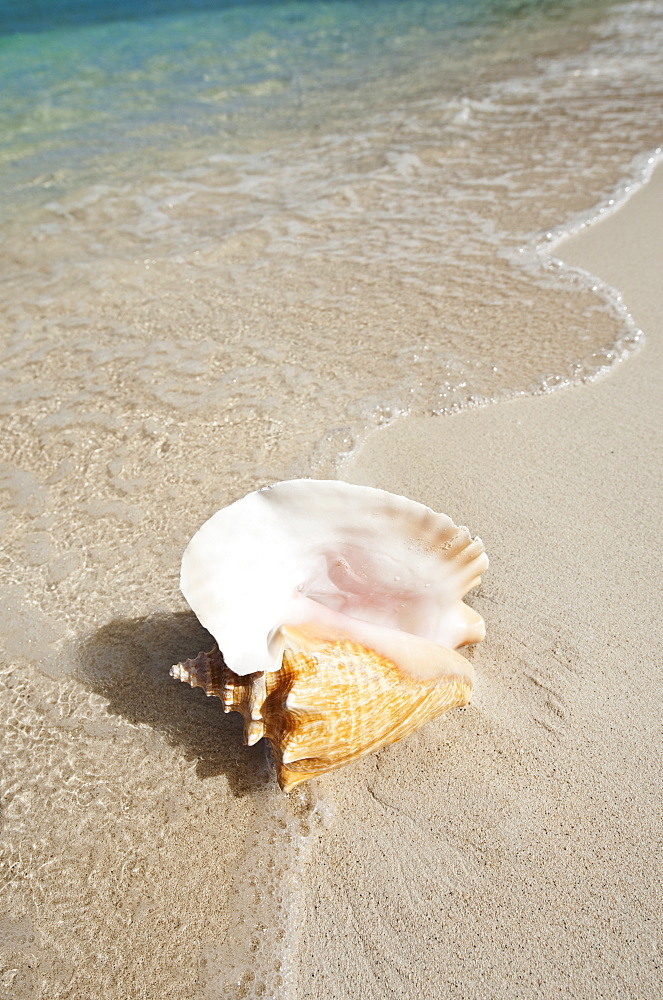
[{"left": 180, "top": 479, "right": 488, "bottom": 676}]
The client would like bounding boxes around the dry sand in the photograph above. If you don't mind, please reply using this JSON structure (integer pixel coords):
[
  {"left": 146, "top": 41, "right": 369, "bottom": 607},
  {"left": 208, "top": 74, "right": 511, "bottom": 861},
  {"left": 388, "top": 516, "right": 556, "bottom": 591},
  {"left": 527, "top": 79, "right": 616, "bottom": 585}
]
[{"left": 303, "top": 164, "right": 663, "bottom": 998}]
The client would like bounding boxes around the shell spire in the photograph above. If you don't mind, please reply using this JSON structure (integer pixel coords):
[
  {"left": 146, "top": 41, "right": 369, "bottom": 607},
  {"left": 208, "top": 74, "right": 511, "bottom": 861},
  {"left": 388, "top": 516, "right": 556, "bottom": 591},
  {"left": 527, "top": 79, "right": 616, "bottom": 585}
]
[
  {"left": 171, "top": 480, "right": 488, "bottom": 790},
  {"left": 171, "top": 646, "right": 269, "bottom": 747}
]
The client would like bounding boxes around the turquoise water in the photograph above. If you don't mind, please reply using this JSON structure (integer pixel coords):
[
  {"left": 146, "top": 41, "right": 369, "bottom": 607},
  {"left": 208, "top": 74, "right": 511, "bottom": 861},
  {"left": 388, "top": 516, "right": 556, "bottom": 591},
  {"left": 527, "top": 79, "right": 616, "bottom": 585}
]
[{"left": 0, "top": 1, "right": 628, "bottom": 212}]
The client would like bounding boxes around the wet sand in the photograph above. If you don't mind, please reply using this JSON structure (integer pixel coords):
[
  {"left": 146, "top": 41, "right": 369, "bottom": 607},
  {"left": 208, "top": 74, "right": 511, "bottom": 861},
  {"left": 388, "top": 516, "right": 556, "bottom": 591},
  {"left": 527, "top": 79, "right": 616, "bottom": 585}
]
[
  {"left": 312, "top": 163, "right": 663, "bottom": 998},
  {"left": 1, "top": 122, "right": 661, "bottom": 1000}
]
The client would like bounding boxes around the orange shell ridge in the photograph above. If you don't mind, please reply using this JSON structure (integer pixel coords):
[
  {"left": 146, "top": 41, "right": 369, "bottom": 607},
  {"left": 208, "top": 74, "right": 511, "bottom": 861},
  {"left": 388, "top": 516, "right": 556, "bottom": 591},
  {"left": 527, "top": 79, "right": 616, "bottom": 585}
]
[{"left": 171, "top": 625, "right": 474, "bottom": 792}]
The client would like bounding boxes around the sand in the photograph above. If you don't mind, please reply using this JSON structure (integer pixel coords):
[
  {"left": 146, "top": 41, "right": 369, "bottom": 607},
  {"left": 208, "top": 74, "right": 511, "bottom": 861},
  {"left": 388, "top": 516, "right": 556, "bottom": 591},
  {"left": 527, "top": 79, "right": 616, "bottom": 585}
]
[
  {"left": 300, "top": 163, "right": 663, "bottom": 998},
  {"left": 1, "top": 139, "right": 660, "bottom": 1000}
]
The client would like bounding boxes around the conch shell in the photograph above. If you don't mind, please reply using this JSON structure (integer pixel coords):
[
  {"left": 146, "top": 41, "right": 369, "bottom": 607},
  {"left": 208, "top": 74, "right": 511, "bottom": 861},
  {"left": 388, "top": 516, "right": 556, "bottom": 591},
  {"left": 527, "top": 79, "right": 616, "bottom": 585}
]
[{"left": 171, "top": 480, "right": 488, "bottom": 791}]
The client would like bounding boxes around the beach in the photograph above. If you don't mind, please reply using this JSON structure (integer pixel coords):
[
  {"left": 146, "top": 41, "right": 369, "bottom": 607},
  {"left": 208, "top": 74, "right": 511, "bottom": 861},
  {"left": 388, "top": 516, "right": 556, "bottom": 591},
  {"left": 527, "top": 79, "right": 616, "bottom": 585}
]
[
  {"left": 1, "top": 1, "right": 662, "bottom": 997},
  {"left": 325, "top": 162, "right": 663, "bottom": 999},
  {"left": 2, "top": 168, "right": 660, "bottom": 999}
]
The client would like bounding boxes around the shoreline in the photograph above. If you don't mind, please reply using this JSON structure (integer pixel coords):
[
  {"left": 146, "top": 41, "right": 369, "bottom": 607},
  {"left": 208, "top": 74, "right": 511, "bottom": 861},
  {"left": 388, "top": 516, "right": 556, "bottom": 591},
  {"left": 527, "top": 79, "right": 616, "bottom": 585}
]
[{"left": 312, "top": 163, "right": 663, "bottom": 997}]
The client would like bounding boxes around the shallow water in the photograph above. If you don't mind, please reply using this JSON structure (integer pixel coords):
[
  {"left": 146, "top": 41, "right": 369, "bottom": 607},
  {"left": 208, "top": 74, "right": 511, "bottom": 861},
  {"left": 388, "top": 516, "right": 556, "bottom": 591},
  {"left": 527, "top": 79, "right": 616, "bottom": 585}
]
[{"left": 1, "top": 0, "right": 662, "bottom": 996}]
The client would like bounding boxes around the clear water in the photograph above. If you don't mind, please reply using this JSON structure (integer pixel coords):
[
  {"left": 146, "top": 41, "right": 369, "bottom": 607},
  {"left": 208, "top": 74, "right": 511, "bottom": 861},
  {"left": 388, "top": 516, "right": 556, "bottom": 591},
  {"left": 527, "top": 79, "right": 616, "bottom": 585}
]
[
  {"left": 1, "top": 1, "right": 662, "bottom": 997},
  {"left": 0, "top": 1, "right": 638, "bottom": 213}
]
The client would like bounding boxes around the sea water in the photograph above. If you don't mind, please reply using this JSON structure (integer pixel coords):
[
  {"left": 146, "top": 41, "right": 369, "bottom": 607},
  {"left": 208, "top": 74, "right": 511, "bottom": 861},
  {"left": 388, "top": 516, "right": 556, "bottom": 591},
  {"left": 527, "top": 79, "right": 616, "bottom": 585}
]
[{"left": 0, "top": 1, "right": 662, "bottom": 997}]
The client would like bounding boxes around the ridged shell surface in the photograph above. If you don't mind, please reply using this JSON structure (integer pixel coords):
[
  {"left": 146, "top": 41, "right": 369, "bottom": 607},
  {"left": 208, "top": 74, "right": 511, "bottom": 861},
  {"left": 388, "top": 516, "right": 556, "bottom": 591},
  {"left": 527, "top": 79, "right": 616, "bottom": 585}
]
[
  {"left": 172, "top": 626, "right": 473, "bottom": 791},
  {"left": 173, "top": 480, "right": 488, "bottom": 789}
]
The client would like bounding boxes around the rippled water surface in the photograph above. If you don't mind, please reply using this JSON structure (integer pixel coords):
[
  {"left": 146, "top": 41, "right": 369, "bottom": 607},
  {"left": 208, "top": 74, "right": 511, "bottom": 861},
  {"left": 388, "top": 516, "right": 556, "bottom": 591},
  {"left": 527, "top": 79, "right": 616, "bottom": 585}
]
[{"left": 1, "top": 0, "right": 662, "bottom": 996}]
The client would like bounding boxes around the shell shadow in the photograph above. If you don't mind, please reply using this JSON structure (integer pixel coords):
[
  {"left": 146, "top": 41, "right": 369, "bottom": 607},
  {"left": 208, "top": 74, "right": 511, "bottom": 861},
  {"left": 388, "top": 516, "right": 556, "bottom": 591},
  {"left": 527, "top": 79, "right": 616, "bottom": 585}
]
[{"left": 76, "top": 610, "right": 270, "bottom": 797}]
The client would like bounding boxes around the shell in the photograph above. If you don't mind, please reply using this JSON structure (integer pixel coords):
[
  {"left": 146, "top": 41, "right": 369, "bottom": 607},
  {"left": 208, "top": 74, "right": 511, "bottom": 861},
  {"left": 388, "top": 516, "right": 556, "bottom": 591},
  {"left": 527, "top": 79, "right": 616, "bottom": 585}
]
[{"left": 171, "top": 480, "right": 488, "bottom": 790}]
